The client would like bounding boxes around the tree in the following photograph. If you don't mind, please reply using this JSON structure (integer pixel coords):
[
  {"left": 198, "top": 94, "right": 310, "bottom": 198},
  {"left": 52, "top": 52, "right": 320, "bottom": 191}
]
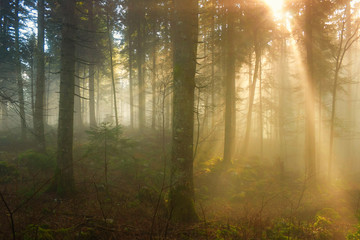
[
  {"left": 34, "top": 0, "right": 46, "bottom": 151},
  {"left": 304, "top": 0, "right": 316, "bottom": 180},
  {"left": 106, "top": 10, "right": 119, "bottom": 127},
  {"left": 134, "top": 0, "right": 146, "bottom": 129},
  {"left": 88, "top": 0, "right": 97, "bottom": 127},
  {"left": 169, "top": 0, "right": 199, "bottom": 223},
  {"left": 55, "top": 0, "right": 76, "bottom": 195},
  {"left": 126, "top": 0, "right": 135, "bottom": 128},
  {"left": 15, "top": 0, "right": 26, "bottom": 140},
  {"left": 328, "top": 6, "right": 359, "bottom": 177},
  {"left": 223, "top": 0, "right": 236, "bottom": 164}
]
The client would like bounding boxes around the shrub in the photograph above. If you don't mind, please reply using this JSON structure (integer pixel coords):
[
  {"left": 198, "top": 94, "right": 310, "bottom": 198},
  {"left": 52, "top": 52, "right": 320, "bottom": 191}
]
[
  {"left": 0, "top": 160, "right": 18, "bottom": 183},
  {"left": 18, "top": 150, "right": 55, "bottom": 173}
]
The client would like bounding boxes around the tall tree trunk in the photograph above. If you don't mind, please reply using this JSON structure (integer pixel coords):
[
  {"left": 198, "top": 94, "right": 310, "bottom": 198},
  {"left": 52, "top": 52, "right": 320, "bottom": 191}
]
[
  {"left": 223, "top": 0, "right": 236, "bottom": 164},
  {"left": 56, "top": 0, "right": 76, "bottom": 195},
  {"left": 128, "top": 32, "right": 134, "bottom": 128},
  {"left": 259, "top": 56, "right": 263, "bottom": 159},
  {"left": 136, "top": 0, "right": 146, "bottom": 130},
  {"left": 96, "top": 68, "right": 100, "bottom": 123},
  {"left": 46, "top": 56, "right": 50, "bottom": 125},
  {"left": 107, "top": 14, "right": 118, "bottom": 126},
  {"left": 278, "top": 27, "right": 287, "bottom": 167},
  {"left": 127, "top": 0, "right": 134, "bottom": 128},
  {"left": 329, "top": 64, "right": 340, "bottom": 178},
  {"left": 30, "top": 50, "right": 35, "bottom": 118},
  {"left": 74, "top": 63, "right": 83, "bottom": 129},
  {"left": 169, "top": 0, "right": 199, "bottom": 223},
  {"left": 304, "top": 0, "right": 316, "bottom": 180},
  {"left": 1, "top": 102, "right": 8, "bottom": 131},
  {"left": 345, "top": 0, "right": 353, "bottom": 169},
  {"left": 211, "top": 0, "right": 216, "bottom": 129},
  {"left": 241, "top": 38, "right": 261, "bottom": 158},
  {"left": 88, "top": 0, "right": 96, "bottom": 127},
  {"left": 15, "top": 0, "right": 26, "bottom": 140},
  {"left": 328, "top": 17, "right": 358, "bottom": 177},
  {"left": 151, "top": 43, "right": 157, "bottom": 130},
  {"left": 34, "top": 0, "right": 46, "bottom": 151}
]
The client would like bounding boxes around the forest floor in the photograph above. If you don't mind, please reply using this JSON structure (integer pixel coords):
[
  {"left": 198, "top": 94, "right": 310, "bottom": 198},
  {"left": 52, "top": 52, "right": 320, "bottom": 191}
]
[{"left": 0, "top": 128, "right": 360, "bottom": 239}]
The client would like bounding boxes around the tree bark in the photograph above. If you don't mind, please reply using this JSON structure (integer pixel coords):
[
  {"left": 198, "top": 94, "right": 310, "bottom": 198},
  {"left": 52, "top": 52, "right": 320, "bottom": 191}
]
[
  {"left": 223, "top": 0, "right": 236, "bottom": 164},
  {"left": 304, "top": 0, "right": 316, "bottom": 180},
  {"left": 128, "top": 25, "right": 134, "bottom": 128},
  {"left": 34, "top": 0, "right": 46, "bottom": 151},
  {"left": 74, "top": 63, "right": 83, "bottom": 129},
  {"left": 241, "top": 37, "right": 261, "bottom": 158},
  {"left": 15, "top": 0, "right": 26, "bottom": 140},
  {"left": 88, "top": 0, "right": 96, "bottom": 127},
  {"left": 136, "top": 0, "right": 146, "bottom": 130},
  {"left": 169, "top": 0, "right": 199, "bottom": 223},
  {"left": 107, "top": 14, "right": 118, "bottom": 127},
  {"left": 56, "top": 0, "right": 76, "bottom": 196},
  {"left": 328, "top": 17, "right": 358, "bottom": 177},
  {"left": 211, "top": 0, "right": 216, "bottom": 129},
  {"left": 151, "top": 43, "right": 157, "bottom": 130}
]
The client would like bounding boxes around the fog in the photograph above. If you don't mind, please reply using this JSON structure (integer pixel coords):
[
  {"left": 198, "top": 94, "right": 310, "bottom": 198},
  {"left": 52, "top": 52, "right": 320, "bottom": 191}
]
[{"left": 1, "top": 0, "right": 360, "bottom": 239}]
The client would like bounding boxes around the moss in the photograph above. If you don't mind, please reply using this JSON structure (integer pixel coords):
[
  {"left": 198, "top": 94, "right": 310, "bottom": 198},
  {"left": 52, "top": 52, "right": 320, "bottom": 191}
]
[{"left": 169, "top": 186, "right": 199, "bottom": 223}]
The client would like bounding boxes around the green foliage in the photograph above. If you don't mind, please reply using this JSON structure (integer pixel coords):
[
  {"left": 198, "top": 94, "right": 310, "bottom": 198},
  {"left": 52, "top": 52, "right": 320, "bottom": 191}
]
[
  {"left": 347, "top": 225, "right": 360, "bottom": 240},
  {"left": 216, "top": 225, "right": 241, "bottom": 240},
  {"left": 18, "top": 150, "right": 55, "bottom": 173},
  {"left": 266, "top": 219, "right": 299, "bottom": 240},
  {"left": 265, "top": 216, "right": 337, "bottom": 240},
  {"left": 0, "top": 160, "right": 18, "bottom": 183},
  {"left": 85, "top": 123, "right": 134, "bottom": 184},
  {"left": 24, "top": 224, "right": 54, "bottom": 240},
  {"left": 313, "top": 215, "right": 333, "bottom": 239},
  {"left": 85, "top": 123, "right": 134, "bottom": 162},
  {"left": 24, "top": 224, "right": 74, "bottom": 240},
  {"left": 347, "top": 211, "right": 360, "bottom": 240}
]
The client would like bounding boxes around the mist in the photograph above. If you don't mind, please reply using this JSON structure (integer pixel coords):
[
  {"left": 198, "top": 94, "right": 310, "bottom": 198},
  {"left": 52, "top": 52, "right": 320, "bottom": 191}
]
[{"left": 1, "top": 0, "right": 360, "bottom": 239}]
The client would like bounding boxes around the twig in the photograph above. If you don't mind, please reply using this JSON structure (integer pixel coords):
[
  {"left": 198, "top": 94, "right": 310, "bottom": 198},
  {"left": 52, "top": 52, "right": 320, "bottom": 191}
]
[
  {"left": 0, "top": 191, "right": 15, "bottom": 240},
  {"left": 200, "top": 203, "right": 209, "bottom": 240}
]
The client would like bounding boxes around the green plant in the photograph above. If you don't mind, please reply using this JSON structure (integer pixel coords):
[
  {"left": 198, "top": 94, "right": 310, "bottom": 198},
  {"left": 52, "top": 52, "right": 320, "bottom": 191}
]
[
  {"left": 347, "top": 225, "right": 360, "bottom": 240},
  {"left": 313, "top": 215, "right": 333, "bottom": 239},
  {"left": 216, "top": 224, "right": 241, "bottom": 240},
  {"left": 85, "top": 123, "right": 134, "bottom": 185},
  {"left": 24, "top": 224, "right": 75, "bottom": 240},
  {"left": 18, "top": 150, "right": 55, "bottom": 173},
  {"left": 0, "top": 161, "right": 18, "bottom": 183},
  {"left": 24, "top": 224, "right": 54, "bottom": 240}
]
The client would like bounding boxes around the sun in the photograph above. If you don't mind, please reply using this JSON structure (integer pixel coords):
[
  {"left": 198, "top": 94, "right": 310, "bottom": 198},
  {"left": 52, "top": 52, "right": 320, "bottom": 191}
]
[{"left": 263, "top": 0, "right": 284, "bottom": 19}]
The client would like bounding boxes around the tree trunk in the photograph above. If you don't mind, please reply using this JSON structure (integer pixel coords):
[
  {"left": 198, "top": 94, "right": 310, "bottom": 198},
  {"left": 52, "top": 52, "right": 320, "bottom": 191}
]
[
  {"left": 107, "top": 14, "right": 118, "bottom": 126},
  {"left": 30, "top": 49, "right": 35, "bottom": 118},
  {"left": 328, "top": 15, "right": 357, "bottom": 177},
  {"left": 211, "top": 0, "right": 216, "bottom": 129},
  {"left": 15, "top": 0, "right": 26, "bottom": 140},
  {"left": 241, "top": 38, "right": 261, "bottom": 158},
  {"left": 128, "top": 31, "right": 134, "bottom": 128},
  {"left": 169, "top": 0, "right": 199, "bottom": 223},
  {"left": 34, "top": 0, "right": 46, "bottom": 151},
  {"left": 223, "top": 1, "right": 236, "bottom": 164},
  {"left": 345, "top": 0, "right": 353, "bottom": 169},
  {"left": 151, "top": 43, "right": 157, "bottom": 130},
  {"left": 88, "top": 0, "right": 96, "bottom": 127},
  {"left": 278, "top": 27, "right": 287, "bottom": 167},
  {"left": 56, "top": 0, "right": 76, "bottom": 196},
  {"left": 259, "top": 56, "right": 263, "bottom": 159},
  {"left": 136, "top": 0, "right": 146, "bottom": 130},
  {"left": 46, "top": 57, "right": 50, "bottom": 125},
  {"left": 96, "top": 68, "right": 100, "bottom": 123},
  {"left": 304, "top": 0, "right": 316, "bottom": 180},
  {"left": 74, "top": 63, "right": 83, "bottom": 129}
]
